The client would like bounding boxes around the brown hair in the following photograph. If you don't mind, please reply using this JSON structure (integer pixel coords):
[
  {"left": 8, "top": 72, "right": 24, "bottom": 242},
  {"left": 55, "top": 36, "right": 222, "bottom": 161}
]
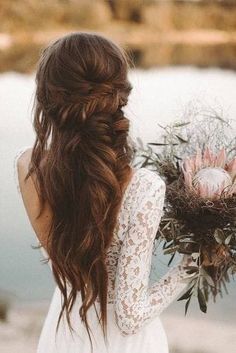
[{"left": 26, "top": 31, "right": 134, "bottom": 351}]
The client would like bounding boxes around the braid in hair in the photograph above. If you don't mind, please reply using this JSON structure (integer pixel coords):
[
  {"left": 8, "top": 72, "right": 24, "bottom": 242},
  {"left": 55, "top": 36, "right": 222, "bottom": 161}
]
[{"left": 26, "top": 32, "right": 135, "bottom": 352}]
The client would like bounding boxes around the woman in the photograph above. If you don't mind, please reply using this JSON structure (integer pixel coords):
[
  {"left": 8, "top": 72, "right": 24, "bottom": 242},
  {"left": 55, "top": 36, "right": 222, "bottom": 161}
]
[{"left": 14, "top": 32, "right": 196, "bottom": 353}]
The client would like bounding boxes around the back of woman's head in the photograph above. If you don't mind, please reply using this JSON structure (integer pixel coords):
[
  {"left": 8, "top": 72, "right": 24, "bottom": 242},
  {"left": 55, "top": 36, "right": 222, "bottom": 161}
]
[{"left": 28, "top": 31, "right": 134, "bottom": 351}]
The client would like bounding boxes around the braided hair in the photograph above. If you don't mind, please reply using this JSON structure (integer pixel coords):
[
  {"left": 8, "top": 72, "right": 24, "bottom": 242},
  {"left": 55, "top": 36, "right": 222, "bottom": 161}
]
[{"left": 26, "top": 32, "right": 135, "bottom": 352}]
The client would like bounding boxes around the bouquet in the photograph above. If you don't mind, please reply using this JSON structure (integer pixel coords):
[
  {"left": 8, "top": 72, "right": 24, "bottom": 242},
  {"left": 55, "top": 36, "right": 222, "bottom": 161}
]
[{"left": 135, "top": 105, "right": 236, "bottom": 313}]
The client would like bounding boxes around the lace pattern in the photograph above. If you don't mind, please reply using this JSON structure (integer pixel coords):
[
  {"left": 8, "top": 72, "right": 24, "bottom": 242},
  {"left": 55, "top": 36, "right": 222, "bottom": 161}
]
[
  {"left": 113, "top": 171, "right": 194, "bottom": 336},
  {"left": 14, "top": 147, "right": 194, "bottom": 336}
]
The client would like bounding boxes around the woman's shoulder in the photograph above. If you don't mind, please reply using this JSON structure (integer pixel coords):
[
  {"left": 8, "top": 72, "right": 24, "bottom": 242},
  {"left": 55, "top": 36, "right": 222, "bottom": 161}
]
[
  {"left": 14, "top": 145, "right": 33, "bottom": 193},
  {"left": 14, "top": 145, "right": 33, "bottom": 167},
  {"left": 129, "top": 167, "right": 166, "bottom": 208},
  {"left": 136, "top": 167, "right": 166, "bottom": 191},
  {"left": 127, "top": 167, "right": 166, "bottom": 221}
]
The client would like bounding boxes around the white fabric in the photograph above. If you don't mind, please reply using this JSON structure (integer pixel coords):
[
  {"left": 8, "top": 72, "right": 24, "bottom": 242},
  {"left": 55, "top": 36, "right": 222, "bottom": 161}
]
[{"left": 14, "top": 146, "right": 194, "bottom": 353}]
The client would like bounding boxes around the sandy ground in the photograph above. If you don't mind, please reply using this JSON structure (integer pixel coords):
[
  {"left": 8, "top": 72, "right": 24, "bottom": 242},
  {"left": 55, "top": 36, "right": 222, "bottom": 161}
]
[
  {"left": 0, "top": 304, "right": 235, "bottom": 353},
  {"left": 161, "top": 314, "right": 236, "bottom": 353}
]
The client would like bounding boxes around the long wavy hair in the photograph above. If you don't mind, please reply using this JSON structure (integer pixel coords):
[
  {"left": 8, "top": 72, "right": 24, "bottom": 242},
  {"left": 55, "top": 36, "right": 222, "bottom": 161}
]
[{"left": 25, "top": 31, "right": 135, "bottom": 351}]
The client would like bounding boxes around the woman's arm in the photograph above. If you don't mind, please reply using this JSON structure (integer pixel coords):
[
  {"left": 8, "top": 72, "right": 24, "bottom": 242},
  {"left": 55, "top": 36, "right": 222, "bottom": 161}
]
[{"left": 114, "top": 174, "right": 195, "bottom": 336}]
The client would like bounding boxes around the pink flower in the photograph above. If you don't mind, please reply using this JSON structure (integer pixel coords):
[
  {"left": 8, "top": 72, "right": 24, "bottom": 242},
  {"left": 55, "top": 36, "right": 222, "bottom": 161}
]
[{"left": 181, "top": 146, "right": 236, "bottom": 200}]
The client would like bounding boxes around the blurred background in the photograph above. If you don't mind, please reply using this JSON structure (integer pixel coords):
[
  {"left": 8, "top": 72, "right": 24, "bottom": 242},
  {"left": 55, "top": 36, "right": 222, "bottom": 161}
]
[{"left": 0, "top": 1, "right": 236, "bottom": 352}]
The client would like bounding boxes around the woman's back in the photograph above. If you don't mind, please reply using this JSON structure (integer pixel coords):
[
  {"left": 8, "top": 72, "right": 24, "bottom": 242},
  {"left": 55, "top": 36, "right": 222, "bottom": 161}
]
[
  {"left": 14, "top": 32, "right": 195, "bottom": 353},
  {"left": 14, "top": 145, "right": 165, "bottom": 310},
  {"left": 15, "top": 145, "right": 194, "bottom": 353}
]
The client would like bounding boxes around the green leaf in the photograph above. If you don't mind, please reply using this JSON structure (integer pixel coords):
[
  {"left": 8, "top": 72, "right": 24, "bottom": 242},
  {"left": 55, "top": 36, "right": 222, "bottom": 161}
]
[
  {"left": 170, "top": 221, "right": 175, "bottom": 238},
  {"left": 154, "top": 152, "right": 161, "bottom": 159},
  {"left": 200, "top": 267, "right": 215, "bottom": 287},
  {"left": 176, "top": 234, "right": 193, "bottom": 240},
  {"left": 168, "top": 252, "right": 175, "bottom": 266},
  {"left": 157, "top": 123, "right": 166, "bottom": 129},
  {"left": 224, "top": 235, "right": 232, "bottom": 245},
  {"left": 185, "top": 297, "right": 191, "bottom": 316},
  {"left": 213, "top": 228, "right": 225, "bottom": 244},
  {"left": 147, "top": 142, "right": 170, "bottom": 146},
  {"left": 186, "top": 267, "right": 198, "bottom": 275},
  {"left": 174, "top": 134, "right": 189, "bottom": 143},
  {"left": 224, "top": 270, "right": 230, "bottom": 283},
  {"left": 203, "top": 282, "right": 209, "bottom": 302},
  {"left": 179, "top": 239, "right": 198, "bottom": 244},
  {"left": 163, "top": 241, "right": 174, "bottom": 250},
  {"left": 191, "top": 252, "right": 200, "bottom": 260},
  {"left": 162, "top": 221, "right": 171, "bottom": 231},
  {"left": 163, "top": 245, "right": 179, "bottom": 255},
  {"left": 136, "top": 137, "right": 144, "bottom": 149},
  {"left": 173, "top": 122, "right": 191, "bottom": 128},
  {"left": 221, "top": 278, "right": 229, "bottom": 295},
  {"left": 177, "top": 285, "right": 195, "bottom": 301},
  {"left": 197, "top": 287, "right": 207, "bottom": 313},
  {"left": 158, "top": 229, "right": 166, "bottom": 239},
  {"left": 173, "top": 154, "right": 182, "bottom": 160}
]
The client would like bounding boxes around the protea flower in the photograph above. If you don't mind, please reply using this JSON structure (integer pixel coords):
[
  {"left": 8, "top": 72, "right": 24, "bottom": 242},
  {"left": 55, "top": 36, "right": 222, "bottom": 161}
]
[{"left": 181, "top": 146, "right": 236, "bottom": 200}]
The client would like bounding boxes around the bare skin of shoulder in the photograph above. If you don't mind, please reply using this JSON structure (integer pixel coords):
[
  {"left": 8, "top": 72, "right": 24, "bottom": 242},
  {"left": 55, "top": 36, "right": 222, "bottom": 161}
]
[
  {"left": 17, "top": 150, "right": 135, "bottom": 251},
  {"left": 17, "top": 148, "right": 52, "bottom": 249}
]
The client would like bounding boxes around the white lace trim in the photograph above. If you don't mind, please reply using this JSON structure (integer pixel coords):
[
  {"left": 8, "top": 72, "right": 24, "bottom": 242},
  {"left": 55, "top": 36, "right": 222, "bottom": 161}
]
[{"left": 14, "top": 147, "right": 194, "bottom": 336}]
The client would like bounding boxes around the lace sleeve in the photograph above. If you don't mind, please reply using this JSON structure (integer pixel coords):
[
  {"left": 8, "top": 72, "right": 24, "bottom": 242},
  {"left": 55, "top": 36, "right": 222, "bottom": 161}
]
[{"left": 114, "top": 173, "right": 194, "bottom": 336}]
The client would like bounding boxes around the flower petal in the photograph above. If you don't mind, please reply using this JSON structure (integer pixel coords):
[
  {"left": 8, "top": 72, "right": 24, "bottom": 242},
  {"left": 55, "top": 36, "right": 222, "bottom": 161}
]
[
  {"left": 195, "top": 147, "right": 202, "bottom": 172},
  {"left": 226, "top": 157, "right": 236, "bottom": 181},
  {"left": 183, "top": 171, "right": 193, "bottom": 189},
  {"left": 203, "top": 146, "right": 214, "bottom": 167},
  {"left": 189, "top": 157, "right": 197, "bottom": 174},
  {"left": 215, "top": 147, "right": 226, "bottom": 168}
]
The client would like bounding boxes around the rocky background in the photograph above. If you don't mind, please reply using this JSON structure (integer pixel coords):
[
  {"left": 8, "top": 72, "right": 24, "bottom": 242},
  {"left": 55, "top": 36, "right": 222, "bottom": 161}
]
[{"left": 0, "top": 0, "right": 236, "bottom": 72}]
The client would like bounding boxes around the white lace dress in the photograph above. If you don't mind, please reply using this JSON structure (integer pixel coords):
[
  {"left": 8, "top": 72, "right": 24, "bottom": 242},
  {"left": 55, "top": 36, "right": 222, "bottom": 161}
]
[{"left": 14, "top": 146, "right": 194, "bottom": 353}]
